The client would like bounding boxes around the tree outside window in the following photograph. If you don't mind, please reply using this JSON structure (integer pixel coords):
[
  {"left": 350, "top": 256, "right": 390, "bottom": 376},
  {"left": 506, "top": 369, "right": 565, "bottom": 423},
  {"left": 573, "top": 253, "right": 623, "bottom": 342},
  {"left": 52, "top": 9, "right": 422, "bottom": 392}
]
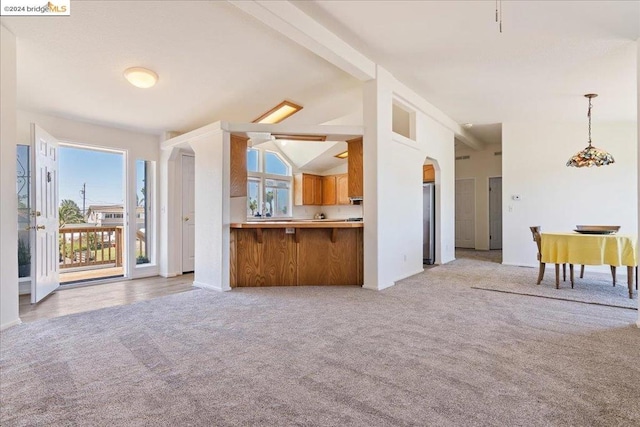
[{"left": 247, "top": 148, "right": 292, "bottom": 218}]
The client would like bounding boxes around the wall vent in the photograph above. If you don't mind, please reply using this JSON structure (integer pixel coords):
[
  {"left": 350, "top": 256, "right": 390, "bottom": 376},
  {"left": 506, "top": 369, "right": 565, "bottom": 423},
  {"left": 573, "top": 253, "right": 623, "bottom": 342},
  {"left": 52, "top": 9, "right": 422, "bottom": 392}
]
[
  {"left": 494, "top": 151, "right": 502, "bottom": 156},
  {"left": 455, "top": 155, "right": 471, "bottom": 160}
]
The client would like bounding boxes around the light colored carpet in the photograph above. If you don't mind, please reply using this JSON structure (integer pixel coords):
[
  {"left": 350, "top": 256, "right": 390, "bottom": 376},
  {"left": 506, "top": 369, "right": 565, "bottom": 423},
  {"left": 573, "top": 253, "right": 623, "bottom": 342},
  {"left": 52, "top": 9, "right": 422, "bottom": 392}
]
[{"left": 1, "top": 257, "right": 639, "bottom": 426}]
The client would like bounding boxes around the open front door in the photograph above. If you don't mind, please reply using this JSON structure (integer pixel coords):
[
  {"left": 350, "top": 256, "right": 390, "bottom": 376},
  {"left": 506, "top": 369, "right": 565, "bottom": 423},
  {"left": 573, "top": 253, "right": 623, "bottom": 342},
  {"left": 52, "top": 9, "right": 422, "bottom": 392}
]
[{"left": 31, "top": 124, "right": 60, "bottom": 303}]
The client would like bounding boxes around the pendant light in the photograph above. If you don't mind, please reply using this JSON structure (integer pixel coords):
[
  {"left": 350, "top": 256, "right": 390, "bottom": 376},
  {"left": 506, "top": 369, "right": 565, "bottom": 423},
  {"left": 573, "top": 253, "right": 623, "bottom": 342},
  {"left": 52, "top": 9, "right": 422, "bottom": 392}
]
[{"left": 566, "top": 94, "right": 614, "bottom": 168}]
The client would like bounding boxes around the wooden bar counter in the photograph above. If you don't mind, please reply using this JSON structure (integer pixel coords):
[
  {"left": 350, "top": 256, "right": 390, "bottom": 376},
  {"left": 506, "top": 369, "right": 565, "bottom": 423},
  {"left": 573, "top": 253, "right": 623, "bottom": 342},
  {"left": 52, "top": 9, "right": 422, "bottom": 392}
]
[{"left": 230, "top": 221, "right": 363, "bottom": 287}]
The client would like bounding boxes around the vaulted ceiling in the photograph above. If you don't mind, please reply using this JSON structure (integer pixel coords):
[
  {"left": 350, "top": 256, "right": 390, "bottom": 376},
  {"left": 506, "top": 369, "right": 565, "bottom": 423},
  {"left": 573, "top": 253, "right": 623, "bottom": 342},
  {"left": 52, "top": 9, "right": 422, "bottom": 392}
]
[{"left": 1, "top": 1, "right": 638, "bottom": 147}]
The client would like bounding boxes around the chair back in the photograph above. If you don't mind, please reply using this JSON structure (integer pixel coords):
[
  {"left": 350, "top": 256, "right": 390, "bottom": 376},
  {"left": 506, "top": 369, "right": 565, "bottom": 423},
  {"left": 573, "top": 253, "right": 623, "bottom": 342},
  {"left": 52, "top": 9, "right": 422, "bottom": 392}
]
[{"left": 529, "top": 226, "right": 542, "bottom": 261}]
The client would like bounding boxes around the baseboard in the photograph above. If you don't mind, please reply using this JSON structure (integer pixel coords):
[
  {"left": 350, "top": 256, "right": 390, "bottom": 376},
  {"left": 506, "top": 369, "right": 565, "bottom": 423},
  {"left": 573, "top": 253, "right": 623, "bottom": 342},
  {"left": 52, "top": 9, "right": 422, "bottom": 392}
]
[
  {"left": 19, "top": 281, "right": 30, "bottom": 295},
  {"left": 193, "top": 281, "right": 230, "bottom": 292},
  {"left": 362, "top": 281, "right": 395, "bottom": 291},
  {"left": 1, "top": 318, "right": 22, "bottom": 331},
  {"left": 159, "top": 272, "right": 179, "bottom": 278}
]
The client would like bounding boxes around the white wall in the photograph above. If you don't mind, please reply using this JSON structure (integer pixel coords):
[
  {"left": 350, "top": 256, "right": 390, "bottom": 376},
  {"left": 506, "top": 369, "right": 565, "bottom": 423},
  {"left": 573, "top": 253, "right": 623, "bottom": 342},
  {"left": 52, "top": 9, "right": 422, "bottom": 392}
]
[
  {"left": 17, "top": 110, "right": 161, "bottom": 280},
  {"left": 637, "top": 36, "right": 639, "bottom": 324},
  {"left": 455, "top": 143, "right": 503, "bottom": 250},
  {"left": 362, "top": 66, "right": 455, "bottom": 290},
  {"left": 1, "top": 25, "right": 20, "bottom": 330},
  {"left": 503, "top": 121, "right": 637, "bottom": 273}
]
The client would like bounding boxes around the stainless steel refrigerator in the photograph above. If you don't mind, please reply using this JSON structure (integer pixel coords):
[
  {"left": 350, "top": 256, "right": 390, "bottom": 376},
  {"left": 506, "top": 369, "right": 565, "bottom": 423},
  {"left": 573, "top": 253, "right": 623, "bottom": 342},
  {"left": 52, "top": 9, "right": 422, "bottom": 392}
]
[{"left": 423, "top": 183, "right": 435, "bottom": 265}]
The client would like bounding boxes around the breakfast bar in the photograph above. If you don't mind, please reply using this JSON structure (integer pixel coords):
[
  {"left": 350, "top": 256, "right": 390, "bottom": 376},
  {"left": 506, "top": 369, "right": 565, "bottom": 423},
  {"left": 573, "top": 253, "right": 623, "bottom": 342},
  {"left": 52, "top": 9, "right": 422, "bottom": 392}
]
[{"left": 229, "top": 221, "right": 364, "bottom": 287}]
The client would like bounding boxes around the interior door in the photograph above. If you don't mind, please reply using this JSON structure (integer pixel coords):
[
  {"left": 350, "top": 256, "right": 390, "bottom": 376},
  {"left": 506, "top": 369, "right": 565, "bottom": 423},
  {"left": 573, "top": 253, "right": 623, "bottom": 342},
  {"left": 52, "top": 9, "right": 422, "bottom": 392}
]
[
  {"left": 489, "top": 177, "right": 503, "bottom": 250},
  {"left": 182, "top": 154, "right": 195, "bottom": 273},
  {"left": 31, "top": 124, "right": 60, "bottom": 303},
  {"left": 455, "top": 178, "right": 475, "bottom": 249}
]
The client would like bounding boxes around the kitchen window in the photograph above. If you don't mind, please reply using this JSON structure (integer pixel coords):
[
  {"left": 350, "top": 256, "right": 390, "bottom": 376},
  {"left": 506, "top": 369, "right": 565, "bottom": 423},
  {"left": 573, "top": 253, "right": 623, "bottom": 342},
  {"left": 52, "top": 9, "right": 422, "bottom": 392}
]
[{"left": 247, "top": 148, "right": 292, "bottom": 218}]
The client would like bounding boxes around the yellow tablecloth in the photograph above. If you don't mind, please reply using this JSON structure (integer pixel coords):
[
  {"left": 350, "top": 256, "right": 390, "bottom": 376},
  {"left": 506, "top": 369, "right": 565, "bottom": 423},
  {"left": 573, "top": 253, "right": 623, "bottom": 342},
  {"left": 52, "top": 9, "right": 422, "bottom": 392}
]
[{"left": 541, "top": 232, "right": 638, "bottom": 266}]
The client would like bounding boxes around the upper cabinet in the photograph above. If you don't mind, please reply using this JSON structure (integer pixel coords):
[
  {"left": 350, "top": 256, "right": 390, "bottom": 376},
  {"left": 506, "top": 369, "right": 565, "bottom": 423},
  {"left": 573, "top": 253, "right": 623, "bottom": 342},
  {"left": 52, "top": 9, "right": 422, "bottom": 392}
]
[
  {"left": 321, "top": 173, "right": 349, "bottom": 206},
  {"left": 423, "top": 165, "right": 435, "bottom": 182},
  {"left": 230, "top": 135, "right": 248, "bottom": 197},
  {"left": 294, "top": 173, "right": 323, "bottom": 205},
  {"left": 295, "top": 173, "right": 350, "bottom": 206},
  {"left": 322, "top": 175, "right": 336, "bottom": 205},
  {"left": 336, "top": 174, "right": 350, "bottom": 205},
  {"left": 347, "top": 137, "right": 363, "bottom": 198}
]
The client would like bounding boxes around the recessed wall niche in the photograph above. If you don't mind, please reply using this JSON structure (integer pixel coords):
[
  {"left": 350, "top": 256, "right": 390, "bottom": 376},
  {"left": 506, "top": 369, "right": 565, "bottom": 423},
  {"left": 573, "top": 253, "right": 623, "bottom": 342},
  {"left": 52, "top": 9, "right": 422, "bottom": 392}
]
[{"left": 392, "top": 101, "right": 415, "bottom": 141}]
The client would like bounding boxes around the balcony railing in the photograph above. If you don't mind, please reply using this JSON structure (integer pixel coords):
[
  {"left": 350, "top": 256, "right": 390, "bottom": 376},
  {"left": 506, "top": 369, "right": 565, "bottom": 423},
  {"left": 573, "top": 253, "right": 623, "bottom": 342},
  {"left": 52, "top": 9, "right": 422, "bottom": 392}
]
[
  {"left": 59, "top": 225, "right": 149, "bottom": 270},
  {"left": 59, "top": 226, "right": 124, "bottom": 269}
]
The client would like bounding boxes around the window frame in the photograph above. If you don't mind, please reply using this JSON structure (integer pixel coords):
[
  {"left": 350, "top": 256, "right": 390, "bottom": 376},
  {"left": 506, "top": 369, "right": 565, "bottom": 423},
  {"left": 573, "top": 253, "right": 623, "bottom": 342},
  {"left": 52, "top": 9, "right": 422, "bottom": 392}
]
[{"left": 247, "top": 148, "right": 293, "bottom": 219}]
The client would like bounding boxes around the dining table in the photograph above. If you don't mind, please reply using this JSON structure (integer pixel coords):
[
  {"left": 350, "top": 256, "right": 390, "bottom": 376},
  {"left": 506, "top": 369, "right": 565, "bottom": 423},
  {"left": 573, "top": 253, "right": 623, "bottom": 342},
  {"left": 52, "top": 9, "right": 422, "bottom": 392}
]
[{"left": 540, "top": 232, "right": 638, "bottom": 298}]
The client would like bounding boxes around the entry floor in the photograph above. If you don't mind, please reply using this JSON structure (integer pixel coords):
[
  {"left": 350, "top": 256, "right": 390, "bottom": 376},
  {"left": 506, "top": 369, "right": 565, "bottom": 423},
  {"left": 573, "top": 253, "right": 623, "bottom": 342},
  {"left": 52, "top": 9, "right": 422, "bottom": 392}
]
[{"left": 19, "top": 274, "right": 195, "bottom": 323}]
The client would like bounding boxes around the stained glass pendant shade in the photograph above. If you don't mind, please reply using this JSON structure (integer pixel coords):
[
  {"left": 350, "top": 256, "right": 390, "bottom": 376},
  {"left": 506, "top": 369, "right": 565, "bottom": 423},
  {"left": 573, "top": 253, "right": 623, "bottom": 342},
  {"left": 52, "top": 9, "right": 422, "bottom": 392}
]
[{"left": 566, "top": 94, "right": 614, "bottom": 167}]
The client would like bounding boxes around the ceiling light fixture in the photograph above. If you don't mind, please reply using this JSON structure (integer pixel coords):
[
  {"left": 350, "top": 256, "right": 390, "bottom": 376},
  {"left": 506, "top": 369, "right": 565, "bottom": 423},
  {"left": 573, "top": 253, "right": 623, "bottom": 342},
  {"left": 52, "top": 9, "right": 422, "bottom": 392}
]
[
  {"left": 272, "top": 134, "right": 326, "bottom": 142},
  {"left": 462, "top": 123, "right": 473, "bottom": 129},
  {"left": 334, "top": 150, "right": 348, "bottom": 159},
  {"left": 566, "top": 94, "right": 614, "bottom": 168},
  {"left": 253, "top": 101, "right": 303, "bottom": 124},
  {"left": 124, "top": 67, "right": 158, "bottom": 89}
]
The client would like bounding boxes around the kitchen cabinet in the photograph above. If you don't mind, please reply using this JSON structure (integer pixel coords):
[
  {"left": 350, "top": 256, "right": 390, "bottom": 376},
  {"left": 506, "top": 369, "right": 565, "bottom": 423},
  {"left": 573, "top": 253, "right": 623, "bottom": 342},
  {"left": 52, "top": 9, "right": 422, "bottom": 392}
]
[
  {"left": 322, "top": 175, "right": 336, "bottom": 205},
  {"left": 336, "top": 174, "right": 349, "bottom": 205},
  {"left": 230, "top": 135, "right": 248, "bottom": 197},
  {"left": 294, "top": 173, "right": 323, "bottom": 205},
  {"left": 423, "top": 165, "right": 435, "bottom": 182},
  {"left": 347, "top": 137, "right": 363, "bottom": 198},
  {"left": 321, "top": 174, "right": 349, "bottom": 206}
]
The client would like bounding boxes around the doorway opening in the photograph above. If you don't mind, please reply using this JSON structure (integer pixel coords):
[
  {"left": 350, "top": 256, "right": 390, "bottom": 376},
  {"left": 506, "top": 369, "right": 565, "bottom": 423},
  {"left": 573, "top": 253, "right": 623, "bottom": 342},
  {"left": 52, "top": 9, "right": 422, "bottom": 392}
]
[
  {"left": 455, "top": 178, "right": 476, "bottom": 249},
  {"left": 489, "top": 177, "right": 503, "bottom": 250},
  {"left": 58, "top": 144, "right": 126, "bottom": 284}
]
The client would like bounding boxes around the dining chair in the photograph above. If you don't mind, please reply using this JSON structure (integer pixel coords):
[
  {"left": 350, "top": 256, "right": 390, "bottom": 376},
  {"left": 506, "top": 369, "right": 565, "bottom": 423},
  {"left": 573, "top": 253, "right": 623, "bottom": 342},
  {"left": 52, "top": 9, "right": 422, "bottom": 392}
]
[
  {"left": 579, "top": 263, "right": 619, "bottom": 287},
  {"left": 530, "top": 226, "right": 570, "bottom": 289}
]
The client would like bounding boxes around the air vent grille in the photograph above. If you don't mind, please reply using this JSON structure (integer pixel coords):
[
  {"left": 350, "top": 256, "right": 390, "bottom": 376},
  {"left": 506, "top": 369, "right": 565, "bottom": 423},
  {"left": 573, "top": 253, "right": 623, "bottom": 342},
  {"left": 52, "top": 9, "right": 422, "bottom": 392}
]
[{"left": 455, "top": 155, "right": 471, "bottom": 160}]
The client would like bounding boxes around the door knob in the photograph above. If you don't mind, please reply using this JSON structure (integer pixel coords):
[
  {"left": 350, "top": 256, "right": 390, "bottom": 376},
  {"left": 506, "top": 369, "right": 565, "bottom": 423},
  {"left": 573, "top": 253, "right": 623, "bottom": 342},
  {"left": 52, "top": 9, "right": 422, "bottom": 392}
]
[
  {"left": 24, "top": 225, "right": 45, "bottom": 230},
  {"left": 184, "top": 216, "right": 190, "bottom": 222},
  {"left": 30, "top": 210, "right": 41, "bottom": 217}
]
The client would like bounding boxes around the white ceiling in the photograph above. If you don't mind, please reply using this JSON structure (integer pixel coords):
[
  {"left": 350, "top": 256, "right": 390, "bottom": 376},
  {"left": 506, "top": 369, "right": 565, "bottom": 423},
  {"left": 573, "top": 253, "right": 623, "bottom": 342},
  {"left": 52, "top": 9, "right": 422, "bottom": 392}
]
[
  {"left": 1, "top": 1, "right": 362, "bottom": 135},
  {"left": 295, "top": 0, "right": 639, "bottom": 144},
  {"left": 1, "top": 0, "right": 638, "bottom": 148}
]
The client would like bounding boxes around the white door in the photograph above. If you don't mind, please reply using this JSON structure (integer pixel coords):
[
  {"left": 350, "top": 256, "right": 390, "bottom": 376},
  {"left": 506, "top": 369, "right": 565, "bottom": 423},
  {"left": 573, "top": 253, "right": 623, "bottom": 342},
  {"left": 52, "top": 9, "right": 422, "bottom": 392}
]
[
  {"left": 182, "top": 155, "right": 195, "bottom": 273},
  {"left": 455, "top": 178, "right": 475, "bottom": 248},
  {"left": 31, "top": 124, "right": 60, "bottom": 303},
  {"left": 489, "top": 177, "right": 503, "bottom": 250}
]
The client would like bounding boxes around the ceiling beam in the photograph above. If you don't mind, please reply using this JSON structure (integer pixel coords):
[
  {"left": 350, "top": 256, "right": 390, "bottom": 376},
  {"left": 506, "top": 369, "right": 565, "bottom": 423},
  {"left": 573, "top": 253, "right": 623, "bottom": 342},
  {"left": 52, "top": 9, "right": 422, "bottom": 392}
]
[
  {"left": 229, "top": 0, "right": 484, "bottom": 150},
  {"left": 228, "top": 0, "right": 376, "bottom": 81}
]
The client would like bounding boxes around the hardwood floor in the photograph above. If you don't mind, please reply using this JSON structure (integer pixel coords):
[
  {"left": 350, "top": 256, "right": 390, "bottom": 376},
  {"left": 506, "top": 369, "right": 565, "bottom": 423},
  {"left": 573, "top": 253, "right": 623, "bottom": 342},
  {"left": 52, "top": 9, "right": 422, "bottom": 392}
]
[
  {"left": 60, "top": 266, "right": 124, "bottom": 283},
  {"left": 19, "top": 274, "right": 195, "bottom": 323}
]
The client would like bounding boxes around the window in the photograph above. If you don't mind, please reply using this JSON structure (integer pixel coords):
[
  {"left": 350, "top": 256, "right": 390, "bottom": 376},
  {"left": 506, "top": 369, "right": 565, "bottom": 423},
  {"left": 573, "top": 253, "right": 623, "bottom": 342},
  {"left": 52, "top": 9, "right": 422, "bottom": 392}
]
[
  {"left": 247, "top": 149, "right": 292, "bottom": 218},
  {"left": 135, "top": 160, "right": 153, "bottom": 265}
]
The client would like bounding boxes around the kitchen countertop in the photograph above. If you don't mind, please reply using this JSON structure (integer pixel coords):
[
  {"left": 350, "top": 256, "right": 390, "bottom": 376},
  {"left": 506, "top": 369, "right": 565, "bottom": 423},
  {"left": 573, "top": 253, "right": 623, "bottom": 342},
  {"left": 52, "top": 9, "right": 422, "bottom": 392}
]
[{"left": 230, "top": 220, "right": 363, "bottom": 229}]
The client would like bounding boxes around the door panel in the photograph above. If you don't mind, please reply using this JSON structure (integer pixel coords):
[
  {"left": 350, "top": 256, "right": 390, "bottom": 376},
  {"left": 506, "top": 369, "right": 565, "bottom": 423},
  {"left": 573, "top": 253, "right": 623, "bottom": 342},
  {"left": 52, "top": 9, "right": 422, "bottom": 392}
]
[
  {"left": 489, "top": 177, "right": 503, "bottom": 250},
  {"left": 455, "top": 179, "right": 475, "bottom": 249},
  {"left": 182, "top": 155, "right": 195, "bottom": 273},
  {"left": 31, "top": 124, "right": 60, "bottom": 303}
]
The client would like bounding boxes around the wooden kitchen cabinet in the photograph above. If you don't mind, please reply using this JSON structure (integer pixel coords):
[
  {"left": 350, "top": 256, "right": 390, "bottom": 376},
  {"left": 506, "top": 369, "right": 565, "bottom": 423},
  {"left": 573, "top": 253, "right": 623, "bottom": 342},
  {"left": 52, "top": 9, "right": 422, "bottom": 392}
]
[
  {"left": 347, "top": 137, "right": 363, "bottom": 198},
  {"left": 294, "top": 173, "right": 323, "bottom": 205},
  {"left": 322, "top": 175, "right": 336, "bottom": 205},
  {"left": 336, "top": 174, "right": 349, "bottom": 205},
  {"left": 423, "top": 164, "right": 435, "bottom": 182},
  {"left": 230, "top": 135, "right": 248, "bottom": 197}
]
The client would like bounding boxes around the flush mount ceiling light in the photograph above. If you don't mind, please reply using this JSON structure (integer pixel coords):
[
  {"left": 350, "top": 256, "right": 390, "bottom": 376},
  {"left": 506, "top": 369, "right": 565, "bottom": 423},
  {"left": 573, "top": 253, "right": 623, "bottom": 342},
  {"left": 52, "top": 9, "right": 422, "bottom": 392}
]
[
  {"left": 253, "top": 101, "right": 303, "bottom": 124},
  {"left": 272, "top": 134, "right": 326, "bottom": 142},
  {"left": 334, "top": 150, "right": 348, "bottom": 159},
  {"left": 462, "top": 123, "right": 473, "bottom": 129},
  {"left": 124, "top": 67, "right": 158, "bottom": 88},
  {"left": 566, "top": 94, "right": 615, "bottom": 168}
]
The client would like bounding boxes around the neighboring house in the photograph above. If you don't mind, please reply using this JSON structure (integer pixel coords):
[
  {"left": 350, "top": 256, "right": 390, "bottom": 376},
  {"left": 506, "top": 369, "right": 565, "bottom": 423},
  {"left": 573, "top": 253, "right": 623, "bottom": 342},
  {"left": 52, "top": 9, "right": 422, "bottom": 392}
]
[{"left": 86, "top": 205, "right": 145, "bottom": 230}]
